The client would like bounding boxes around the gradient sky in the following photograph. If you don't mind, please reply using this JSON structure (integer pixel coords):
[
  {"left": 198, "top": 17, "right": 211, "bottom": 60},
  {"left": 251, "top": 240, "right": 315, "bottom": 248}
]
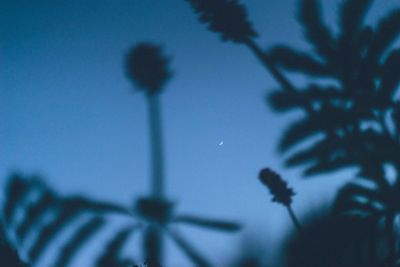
[{"left": 2, "top": 0, "right": 400, "bottom": 266}]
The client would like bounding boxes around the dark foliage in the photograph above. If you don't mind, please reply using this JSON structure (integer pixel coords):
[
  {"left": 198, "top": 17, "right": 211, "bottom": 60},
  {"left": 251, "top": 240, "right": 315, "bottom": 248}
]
[
  {"left": 265, "top": 0, "right": 400, "bottom": 264},
  {"left": 284, "top": 208, "right": 387, "bottom": 267},
  {"left": 266, "top": 0, "right": 400, "bottom": 177},
  {"left": 188, "top": 0, "right": 400, "bottom": 265},
  {"left": 96, "top": 226, "right": 137, "bottom": 267},
  {"left": 3, "top": 173, "right": 135, "bottom": 266},
  {"left": 2, "top": 173, "right": 241, "bottom": 266},
  {"left": 186, "top": 0, "right": 257, "bottom": 43},
  {"left": 263, "top": 0, "right": 400, "bottom": 262},
  {"left": 0, "top": 224, "right": 29, "bottom": 267}
]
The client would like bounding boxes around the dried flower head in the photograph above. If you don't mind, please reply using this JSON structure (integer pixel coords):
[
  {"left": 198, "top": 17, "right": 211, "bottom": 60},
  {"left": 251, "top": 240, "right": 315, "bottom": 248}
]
[
  {"left": 259, "top": 168, "right": 295, "bottom": 206},
  {"left": 187, "top": 0, "right": 258, "bottom": 43},
  {"left": 125, "top": 43, "right": 172, "bottom": 95}
]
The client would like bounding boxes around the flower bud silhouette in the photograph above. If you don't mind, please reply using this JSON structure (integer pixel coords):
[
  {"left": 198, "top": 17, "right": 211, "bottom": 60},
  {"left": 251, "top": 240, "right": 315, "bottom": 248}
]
[
  {"left": 259, "top": 168, "right": 295, "bottom": 206},
  {"left": 125, "top": 43, "right": 172, "bottom": 95},
  {"left": 259, "top": 168, "right": 302, "bottom": 232},
  {"left": 186, "top": 0, "right": 258, "bottom": 43}
]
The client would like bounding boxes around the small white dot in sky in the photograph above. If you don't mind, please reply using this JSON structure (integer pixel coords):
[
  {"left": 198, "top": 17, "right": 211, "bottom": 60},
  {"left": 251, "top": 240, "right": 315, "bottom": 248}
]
[{"left": 218, "top": 141, "right": 224, "bottom": 146}]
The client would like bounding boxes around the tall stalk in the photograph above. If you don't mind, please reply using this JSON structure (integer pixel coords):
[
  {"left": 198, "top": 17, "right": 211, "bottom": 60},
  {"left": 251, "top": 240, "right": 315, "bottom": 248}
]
[
  {"left": 147, "top": 93, "right": 165, "bottom": 198},
  {"left": 144, "top": 93, "right": 165, "bottom": 263},
  {"left": 125, "top": 43, "right": 172, "bottom": 264}
]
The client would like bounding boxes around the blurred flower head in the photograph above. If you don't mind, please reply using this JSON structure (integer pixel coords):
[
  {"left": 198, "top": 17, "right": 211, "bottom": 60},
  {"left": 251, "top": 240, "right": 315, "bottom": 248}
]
[
  {"left": 187, "top": 0, "right": 258, "bottom": 43},
  {"left": 259, "top": 168, "right": 295, "bottom": 206},
  {"left": 125, "top": 43, "right": 172, "bottom": 95}
]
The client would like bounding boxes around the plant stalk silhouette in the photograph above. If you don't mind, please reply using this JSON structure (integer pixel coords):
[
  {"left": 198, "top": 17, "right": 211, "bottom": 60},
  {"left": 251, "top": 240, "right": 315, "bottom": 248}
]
[
  {"left": 186, "top": 0, "right": 314, "bottom": 114},
  {"left": 259, "top": 168, "right": 302, "bottom": 233},
  {"left": 125, "top": 42, "right": 243, "bottom": 266},
  {"left": 2, "top": 43, "right": 242, "bottom": 267},
  {"left": 126, "top": 43, "right": 171, "bottom": 263},
  {"left": 188, "top": 0, "right": 400, "bottom": 264}
]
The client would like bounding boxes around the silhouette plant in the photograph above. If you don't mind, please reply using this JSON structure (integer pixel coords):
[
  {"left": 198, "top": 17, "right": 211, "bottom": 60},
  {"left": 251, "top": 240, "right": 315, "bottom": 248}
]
[
  {"left": 2, "top": 43, "right": 242, "bottom": 267},
  {"left": 266, "top": 0, "right": 400, "bottom": 263},
  {"left": 284, "top": 207, "right": 384, "bottom": 266},
  {"left": 125, "top": 42, "right": 242, "bottom": 266},
  {"left": 258, "top": 168, "right": 302, "bottom": 233},
  {"left": 187, "top": 0, "right": 400, "bottom": 264},
  {"left": 3, "top": 172, "right": 241, "bottom": 266},
  {"left": 125, "top": 43, "right": 171, "bottom": 264},
  {"left": 2, "top": 173, "right": 137, "bottom": 267},
  {"left": 332, "top": 166, "right": 400, "bottom": 264},
  {"left": 0, "top": 223, "right": 29, "bottom": 267},
  {"left": 188, "top": 0, "right": 400, "bottom": 176}
]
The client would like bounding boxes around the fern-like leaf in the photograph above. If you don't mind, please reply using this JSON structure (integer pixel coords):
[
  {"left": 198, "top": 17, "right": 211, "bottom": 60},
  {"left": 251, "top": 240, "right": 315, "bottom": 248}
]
[
  {"left": 54, "top": 217, "right": 105, "bottom": 267},
  {"left": 96, "top": 226, "right": 137, "bottom": 267},
  {"left": 297, "top": 0, "right": 335, "bottom": 61},
  {"left": 268, "top": 45, "right": 332, "bottom": 76}
]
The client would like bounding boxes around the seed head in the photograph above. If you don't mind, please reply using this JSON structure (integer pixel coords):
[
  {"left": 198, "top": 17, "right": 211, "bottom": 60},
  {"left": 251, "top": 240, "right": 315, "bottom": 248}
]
[
  {"left": 258, "top": 168, "right": 295, "bottom": 206},
  {"left": 187, "top": 0, "right": 258, "bottom": 43},
  {"left": 125, "top": 43, "right": 172, "bottom": 95}
]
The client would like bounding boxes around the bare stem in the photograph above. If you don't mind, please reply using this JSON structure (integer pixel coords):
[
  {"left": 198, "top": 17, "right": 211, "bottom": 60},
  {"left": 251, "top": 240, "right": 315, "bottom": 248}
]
[
  {"left": 146, "top": 93, "right": 165, "bottom": 263},
  {"left": 287, "top": 205, "right": 302, "bottom": 233},
  {"left": 147, "top": 93, "right": 165, "bottom": 198}
]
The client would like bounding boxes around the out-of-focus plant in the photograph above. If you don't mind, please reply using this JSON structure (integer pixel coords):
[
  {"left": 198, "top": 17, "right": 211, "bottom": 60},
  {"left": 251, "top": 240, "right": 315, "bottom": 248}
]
[
  {"left": 187, "top": 0, "right": 400, "bottom": 264},
  {"left": 0, "top": 223, "right": 29, "bottom": 267},
  {"left": 125, "top": 42, "right": 242, "bottom": 266},
  {"left": 3, "top": 172, "right": 240, "bottom": 267},
  {"left": 2, "top": 43, "right": 242, "bottom": 267},
  {"left": 265, "top": 0, "right": 400, "bottom": 263},
  {"left": 258, "top": 168, "right": 301, "bottom": 233},
  {"left": 284, "top": 207, "right": 384, "bottom": 266},
  {"left": 3, "top": 173, "right": 136, "bottom": 267},
  {"left": 125, "top": 42, "right": 171, "bottom": 265}
]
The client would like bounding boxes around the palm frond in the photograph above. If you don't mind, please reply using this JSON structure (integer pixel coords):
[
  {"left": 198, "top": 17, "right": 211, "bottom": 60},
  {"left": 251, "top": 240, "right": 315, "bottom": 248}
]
[
  {"left": 336, "top": 182, "right": 383, "bottom": 204},
  {"left": 284, "top": 135, "right": 342, "bottom": 167},
  {"left": 15, "top": 191, "right": 55, "bottom": 241},
  {"left": 297, "top": 0, "right": 335, "bottom": 61},
  {"left": 165, "top": 228, "right": 211, "bottom": 267},
  {"left": 304, "top": 157, "right": 354, "bottom": 176},
  {"left": 378, "top": 49, "right": 400, "bottom": 101},
  {"left": 27, "top": 198, "right": 122, "bottom": 263},
  {"left": 267, "top": 85, "right": 342, "bottom": 112},
  {"left": 96, "top": 226, "right": 137, "bottom": 267},
  {"left": 368, "top": 9, "right": 400, "bottom": 61},
  {"left": 334, "top": 196, "right": 381, "bottom": 216},
  {"left": 268, "top": 45, "right": 332, "bottom": 76},
  {"left": 2, "top": 174, "right": 134, "bottom": 266},
  {"left": 339, "top": 0, "right": 372, "bottom": 44},
  {"left": 54, "top": 217, "right": 105, "bottom": 267},
  {"left": 4, "top": 174, "right": 39, "bottom": 225},
  {"left": 173, "top": 215, "right": 241, "bottom": 231}
]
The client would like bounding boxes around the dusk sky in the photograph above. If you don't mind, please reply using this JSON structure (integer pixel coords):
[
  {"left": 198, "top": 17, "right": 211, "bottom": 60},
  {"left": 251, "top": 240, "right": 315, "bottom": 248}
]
[{"left": 2, "top": 0, "right": 400, "bottom": 266}]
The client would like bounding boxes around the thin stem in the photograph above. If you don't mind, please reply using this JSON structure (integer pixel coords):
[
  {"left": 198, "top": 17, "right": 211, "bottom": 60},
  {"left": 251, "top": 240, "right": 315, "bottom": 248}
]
[
  {"left": 243, "top": 38, "right": 314, "bottom": 114},
  {"left": 146, "top": 93, "right": 165, "bottom": 264},
  {"left": 286, "top": 205, "right": 302, "bottom": 233},
  {"left": 147, "top": 93, "right": 165, "bottom": 198},
  {"left": 143, "top": 224, "right": 163, "bottom": 265}
]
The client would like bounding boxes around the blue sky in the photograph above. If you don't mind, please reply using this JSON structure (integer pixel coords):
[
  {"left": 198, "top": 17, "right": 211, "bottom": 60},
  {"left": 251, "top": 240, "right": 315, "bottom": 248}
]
[{"left": 1, "top": 0, "right": 400, "bottom": 266}]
